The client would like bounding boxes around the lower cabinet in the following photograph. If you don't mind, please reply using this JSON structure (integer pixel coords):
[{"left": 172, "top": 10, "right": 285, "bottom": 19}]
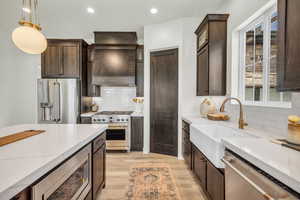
[
  {"left": 192, "top": 144, "right": 224, "bottom": 200},
  {"left": 92, "top": 134, "right": 106, "bottom": 200},
  {"left": 10, "top": 188, "right": 30, "bottom": 200},
  {"left": 131, "top": 116, "right": 144, "bottom": 151},
  {"left": 182, "top": 120, "right": 192, "bottom": 169},
  {"left": 207, "top": 162, "right": 224, "bottom": 200},
  {"left": 192, "top": 145, "right": 207, "bottom": 190}
]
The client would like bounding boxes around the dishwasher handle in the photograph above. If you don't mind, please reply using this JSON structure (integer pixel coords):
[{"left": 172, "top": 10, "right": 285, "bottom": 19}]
[{"left": 222, "top": 158, "right": 275, "bottom": 200}]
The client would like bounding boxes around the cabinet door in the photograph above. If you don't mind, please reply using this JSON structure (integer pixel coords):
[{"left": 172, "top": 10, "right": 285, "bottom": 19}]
[
  {"left": 207, "top": 161, "right": 224, "bottom": 200},
  {"left": 81, "top": 117, "right": 92, "bottom": 124},
  {"left": 193, "top": 146, "right": 207, "bottom": 190},
  {"left": 278, "top": 0, "right": 300, "bottom": 91},
  {"left": 42, "top": 45, "right": 63, "bottom": 78},
  {"left": 84, "top": 191, "right": 92, "bottom": 200},
  {"left": 131, "top": 117, "right": 144, "bottom": 151},
  {"left": 182, "top": 129, "right": 192, "bottom": 169},
  {"left": 93, "top": 144, "right": 105, "bottom": 199},
  {"left": 62, "top": 45, "right": 80, "bottom": 78},
  {"left": 11, "top": 188, "right": 30, "bottom": 200},
  {"left": 197, "top": 45, "right": 209, "bottom": 96}
]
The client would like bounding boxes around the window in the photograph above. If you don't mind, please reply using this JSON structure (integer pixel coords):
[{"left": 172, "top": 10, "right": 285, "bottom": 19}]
[{"left": 239, "top": 5, "right": 291, "bottom": 107}]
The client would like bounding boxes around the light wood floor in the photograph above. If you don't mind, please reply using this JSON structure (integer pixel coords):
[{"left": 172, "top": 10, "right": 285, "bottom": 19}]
[{"left": 97, "top": 152, "right": 208, "bottom": 200}]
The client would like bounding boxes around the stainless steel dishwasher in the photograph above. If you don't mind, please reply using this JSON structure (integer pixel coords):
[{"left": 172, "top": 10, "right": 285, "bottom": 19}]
[{"left": 222, "top": 151, "right": 299, "bottom": 200}]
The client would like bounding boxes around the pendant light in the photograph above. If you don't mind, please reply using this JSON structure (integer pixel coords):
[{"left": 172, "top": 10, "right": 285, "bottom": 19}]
[{"left": 12, "top": 0, "right": 47, "bottom": 54}]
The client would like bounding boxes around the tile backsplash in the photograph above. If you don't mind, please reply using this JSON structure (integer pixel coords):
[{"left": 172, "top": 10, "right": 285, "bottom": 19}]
[{"left": 93, "top": 87, "right": 136, "bottom": 111}]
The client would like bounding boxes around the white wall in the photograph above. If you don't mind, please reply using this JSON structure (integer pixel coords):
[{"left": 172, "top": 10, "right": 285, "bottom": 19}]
[{"left": 143, "top": 18, "right": 221, "bottom": 158}]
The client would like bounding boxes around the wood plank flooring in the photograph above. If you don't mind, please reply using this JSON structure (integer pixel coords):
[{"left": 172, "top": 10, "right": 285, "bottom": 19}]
[{"left": 97, "top": 152, "right": 208, "bottom": 200}]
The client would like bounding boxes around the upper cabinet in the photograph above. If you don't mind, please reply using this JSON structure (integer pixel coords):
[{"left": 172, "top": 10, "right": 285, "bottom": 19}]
[
  {"left": 195, "top": 14, "right": 229, "bottom": 96},
  {"left": 277, "top": 0, "right": 300, "bottom": 91},
  {"left": 136, "top": 45, "right": 144, "bottom": 97},
  {"left": 42, "top": 39, "right": 88, "bottom": 79}
]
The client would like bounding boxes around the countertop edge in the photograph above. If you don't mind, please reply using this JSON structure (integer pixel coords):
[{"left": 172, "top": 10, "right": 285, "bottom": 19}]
[
  {"left": 0, "top": 125, "right": 107, "bottom": 200},
  {"left": 222, "top": 139, "right": 300, "bottom": 194}
]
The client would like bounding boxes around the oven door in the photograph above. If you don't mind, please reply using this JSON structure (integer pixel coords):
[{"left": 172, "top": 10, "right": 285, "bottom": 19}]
[
  {"left": 106, "top": 125, "right": 128, "bottom": 150},
  {"left": 32, "top": 145, "right": 92, "bottom": 200}
]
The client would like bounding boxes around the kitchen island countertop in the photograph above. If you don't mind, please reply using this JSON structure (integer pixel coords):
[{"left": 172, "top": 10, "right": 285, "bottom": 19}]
[{"left": 0, "top": 124, "right": 107, "bottom": 200}]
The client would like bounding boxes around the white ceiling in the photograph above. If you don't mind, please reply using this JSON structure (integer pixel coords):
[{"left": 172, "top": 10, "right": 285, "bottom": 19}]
[{"left": 1, "top": 0, "right": 224, "bottom": 42}]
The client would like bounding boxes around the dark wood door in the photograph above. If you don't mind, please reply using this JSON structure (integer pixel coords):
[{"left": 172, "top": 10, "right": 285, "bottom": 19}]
[
  {"left": 131, "top": 116, "right": 144, "bottom": 151},
  {"left": 150, "top": 49, "right": 178, "bottom": 156},
  {"left": 11, "top": 188, "right": 30, "bottom": 200},
  {"left": 93, "top": 144, "right": 105, "bottom": 199},
  {"left": 62, "top": 45, "right": 80, "bottom": 78},
  {"left": 278, "top": 0, "right": 300, "bottom": 91},
  {"left": 193, "top": 146, "right": 207, "bottom": 190},
  {"left": 42, "top": 45, "right": 63, "bottom": 77},
  {"left": 197, "top": 45, "right": 209, "bottom": 96},
  {"left": 207, "top": 161, "right": 224, "bottom": 200}
]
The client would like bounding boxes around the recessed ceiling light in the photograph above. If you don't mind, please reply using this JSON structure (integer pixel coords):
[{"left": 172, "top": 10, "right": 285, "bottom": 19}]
[
  {"left": 22, "top": 7, "right": 31, "bottom": 13},
  {"left": 87, "top": 7, "right": 95, "bottom": 14},
  {"left": 150, "top": 8, "right": 158, "bottom": 14}
]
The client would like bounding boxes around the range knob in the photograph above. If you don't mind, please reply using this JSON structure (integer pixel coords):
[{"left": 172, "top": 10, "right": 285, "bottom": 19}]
[
  {"left": 121, "top": 119, "right": 125, "bottom": 122},
  {"left": 117, "top": 119, "right": 120, "bottom": 122}
]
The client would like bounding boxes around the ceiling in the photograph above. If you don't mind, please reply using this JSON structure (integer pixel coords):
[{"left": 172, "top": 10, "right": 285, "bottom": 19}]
[{"left": 1, "top": 0, "right": 224, "bottom": 42}]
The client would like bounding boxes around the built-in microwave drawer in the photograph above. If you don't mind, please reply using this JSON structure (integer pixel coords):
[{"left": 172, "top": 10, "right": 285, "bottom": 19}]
[{"left": 32, "top": 145, "right": 92, "bottom": 200}]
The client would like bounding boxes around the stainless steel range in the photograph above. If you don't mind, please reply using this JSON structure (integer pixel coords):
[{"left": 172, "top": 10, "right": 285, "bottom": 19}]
[{"left": 92, "top": 111, "right": 132, "bottom": 151}]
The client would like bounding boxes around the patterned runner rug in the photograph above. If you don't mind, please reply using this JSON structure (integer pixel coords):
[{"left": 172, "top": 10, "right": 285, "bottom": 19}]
[{"left": 126, "top": 163, "right": 182, "bottom": 200}]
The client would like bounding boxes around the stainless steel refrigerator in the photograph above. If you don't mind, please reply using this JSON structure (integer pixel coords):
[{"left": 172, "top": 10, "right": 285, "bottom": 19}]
[{"left": 37, "top": 79, "right": 81, "bottom": 124}]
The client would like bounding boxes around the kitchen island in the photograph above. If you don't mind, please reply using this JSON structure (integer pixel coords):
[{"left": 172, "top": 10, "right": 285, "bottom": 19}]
[{"left": 0, "top": 124, "right": 107, "bottom": 200}]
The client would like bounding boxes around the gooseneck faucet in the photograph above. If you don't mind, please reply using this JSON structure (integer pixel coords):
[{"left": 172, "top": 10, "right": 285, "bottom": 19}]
[{"left": 220, "top": 97, "right": 248, "bottom": 129}]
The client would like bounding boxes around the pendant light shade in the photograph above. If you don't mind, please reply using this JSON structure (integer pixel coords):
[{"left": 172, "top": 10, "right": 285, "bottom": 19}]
[
  {"left": 12, "top": 25, "right": 47, "bottom": 54},
  {"left": 12, "top": 0, "right": 47, "bottom": 54}
]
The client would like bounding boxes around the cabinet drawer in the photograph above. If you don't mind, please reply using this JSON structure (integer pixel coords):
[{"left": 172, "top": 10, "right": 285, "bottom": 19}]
[{"left": 93, "top": 132, "right": 106, "bottom": 153}]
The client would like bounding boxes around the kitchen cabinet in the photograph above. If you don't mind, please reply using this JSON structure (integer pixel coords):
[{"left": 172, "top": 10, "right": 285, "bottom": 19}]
[
  {"left": 192, "top": 144, "right": 225, "bottom": 200},
  {"left": 192, "top": 145, "right": 207, "bottom": 190},
  {"left": 42, "top": 39, "right": 88, "bottom": 79},
  {"left": 182, "top": 120, "right": 192, "bottom": 169},
  {"left": 197, "top": 46, "right": 209, "bottom": 96},
  {"left": 81, "top": 117, "right": 92, "bottom": 124},
  {"left": 92, "top": 133, "right": 106, "bottom": 200},
  {"left": 207, "top": 161, "right": 224, "bottom": 200},
  {"left": 277, "top": 0, "right": 300, "bottom": 91},
  {"left": 136, "top": 45, "right": 144, "bottom": 97},
  {"left": 195, "top": 14, "right": 229, "bottom": 96},
  {"left": 10, "top": 188, "right": 30, "bottom": 200},
  {"left": 131, "top": 116, "right": 144, "bottom": 151}
]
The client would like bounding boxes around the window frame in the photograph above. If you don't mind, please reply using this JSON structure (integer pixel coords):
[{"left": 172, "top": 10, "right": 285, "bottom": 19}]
[{"left": 238, "top": 4, "right": 291, "bottom": 108}]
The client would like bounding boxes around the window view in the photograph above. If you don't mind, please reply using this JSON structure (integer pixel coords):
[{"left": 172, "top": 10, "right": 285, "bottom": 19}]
[{"left": 241, "top": 7, "right": 291, "bottom": 105}]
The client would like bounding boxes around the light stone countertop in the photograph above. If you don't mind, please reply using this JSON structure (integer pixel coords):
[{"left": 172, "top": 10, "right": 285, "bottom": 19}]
[
  {"left": 80, "top": 112, "right": 97, "bottom": 117},
  {"left": 0, "top": 124, "right": 107, "bottom": 200},
  {"left": 182, "top": 114, "right": 300, "bottom": 194}
]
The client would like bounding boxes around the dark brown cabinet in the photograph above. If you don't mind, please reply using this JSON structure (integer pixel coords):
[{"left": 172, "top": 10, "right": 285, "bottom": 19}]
[
  {"left": 136, "top": 45, "right": 144, "bottom": 97},
  {"left": 81, "top": 117, "right": 92, "bottom": 124},
  {"left": 131, "top": 116, "right": 144, "bottom": 151},
  {"left": 182, "top": 121, "right": 192, "bottom": 169},
  {"left": 277, "top": 0, "right": 300, "bottom": 91},
  {"left": 207, "top": 161, "right": 224, "bottom": 200},
  {"left": 197, "top": 46, "right": 209, "bottom": 96},
  {"left": 92, "top": 133, "right": 106, "bottom": 200},
  {"left": 192, "top": 145, "right": 207, "bottom": 190},
  {"left": 195, "top": 14, "right": 229, "bottom": 96},
  {"left": 10, "top": 188, "right": 30, "bottom": 200},
  {"left": 42, "top": 39, "right": 88, "bottom": 79},
  {"left": 191, "top": 143, "right": 225, "bottom": 200},
  {"left": 84, "top": 191, "right": 92, "bottom": 200}
]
